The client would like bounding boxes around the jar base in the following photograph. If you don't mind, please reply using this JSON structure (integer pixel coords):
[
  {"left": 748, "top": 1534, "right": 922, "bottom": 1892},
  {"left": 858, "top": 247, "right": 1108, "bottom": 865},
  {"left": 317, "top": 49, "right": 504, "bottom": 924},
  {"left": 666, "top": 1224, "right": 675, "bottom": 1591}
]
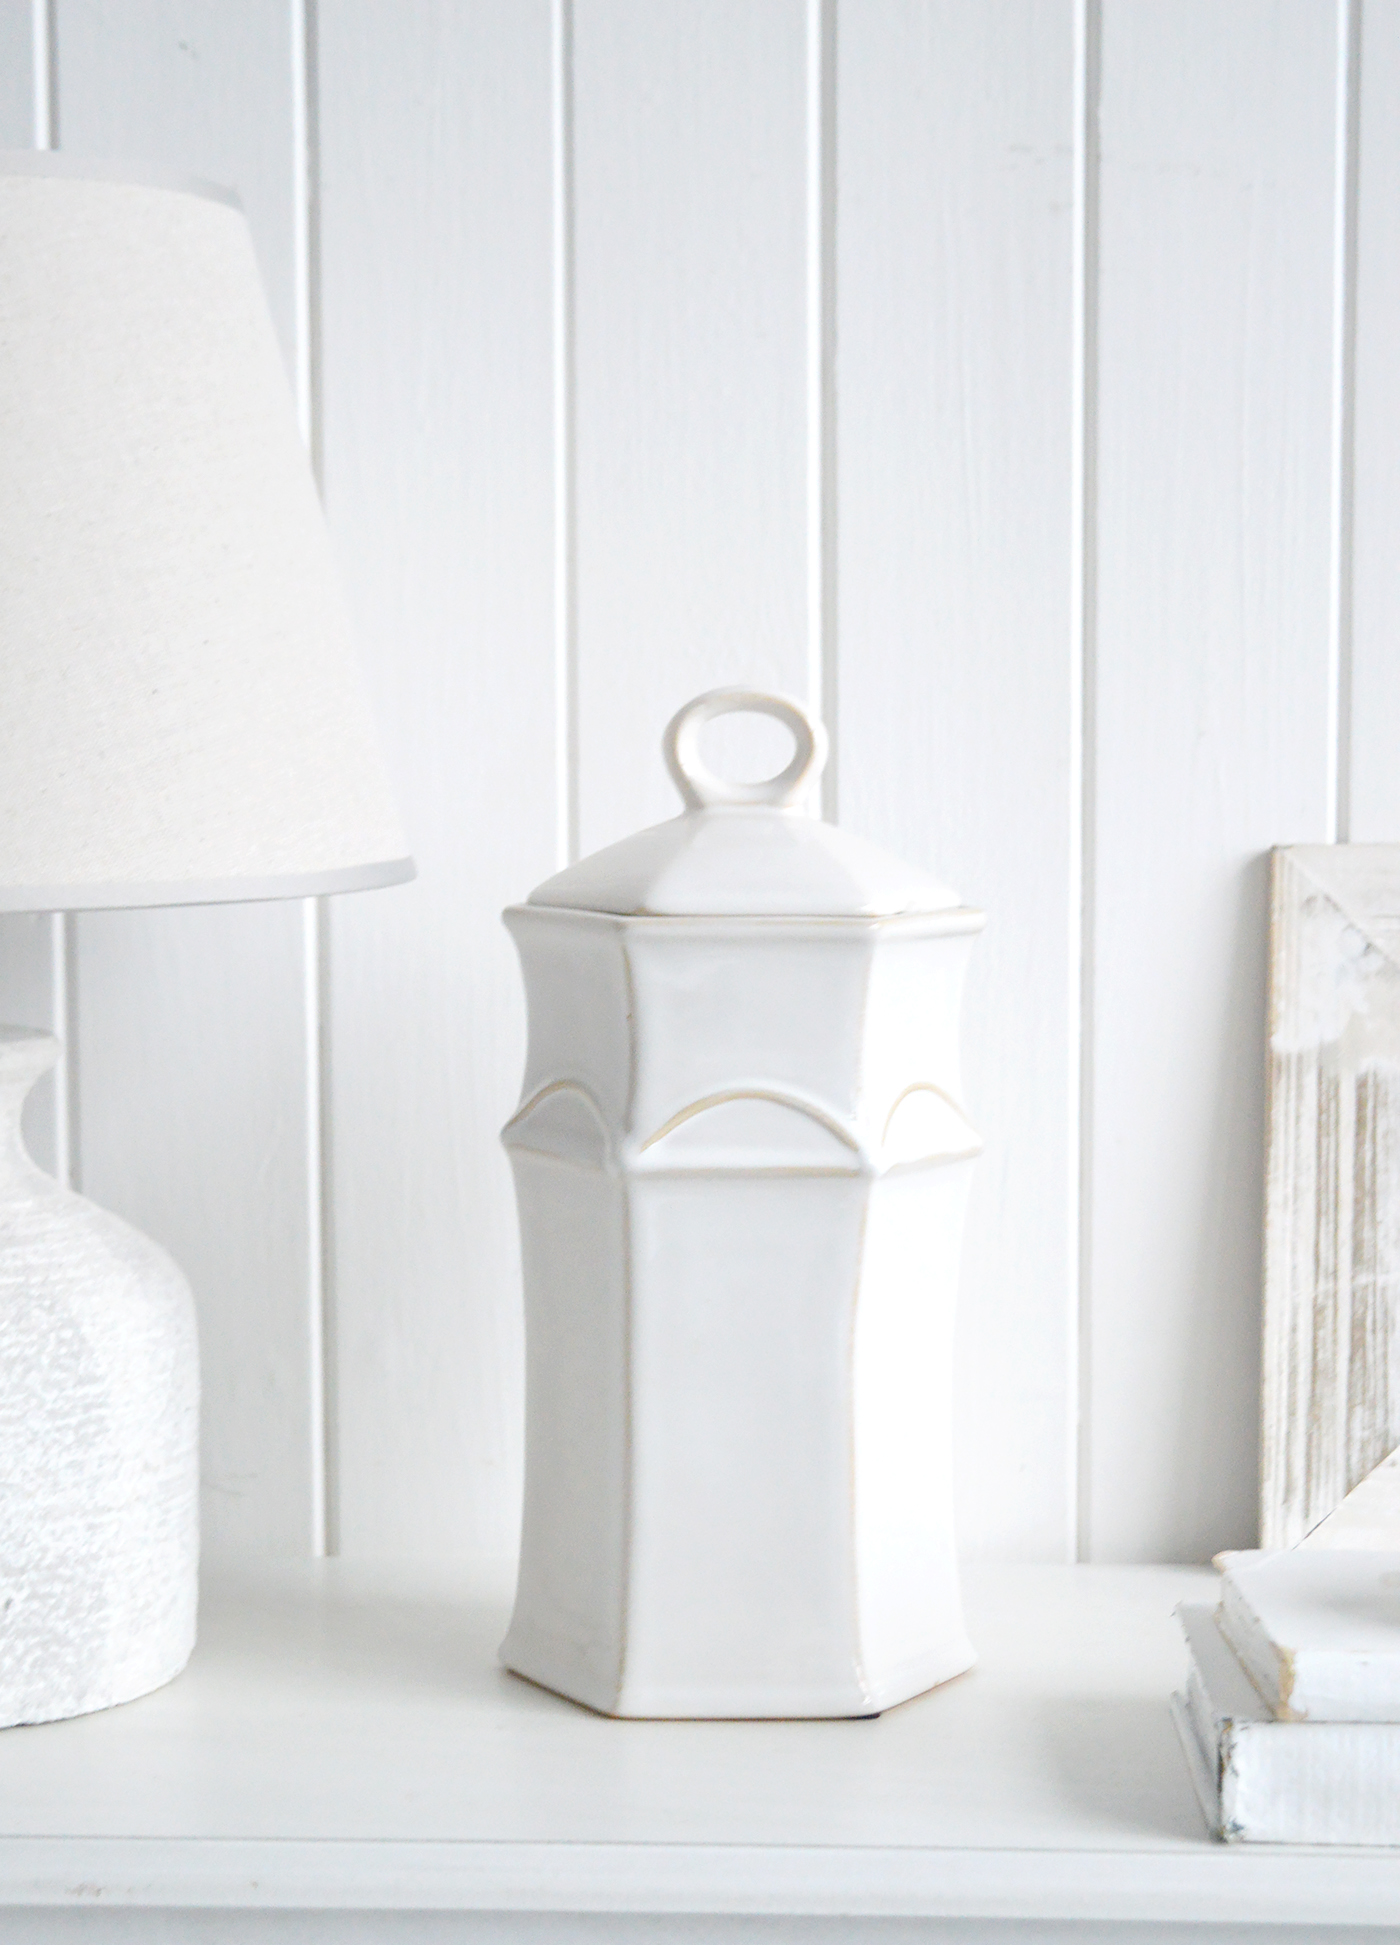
[
  {"left": 500, "top": 1625, "right": 977, "bottom": 1720},
  {"left": 0, "top": 1633, "right": 195, "bottom": 1729}
]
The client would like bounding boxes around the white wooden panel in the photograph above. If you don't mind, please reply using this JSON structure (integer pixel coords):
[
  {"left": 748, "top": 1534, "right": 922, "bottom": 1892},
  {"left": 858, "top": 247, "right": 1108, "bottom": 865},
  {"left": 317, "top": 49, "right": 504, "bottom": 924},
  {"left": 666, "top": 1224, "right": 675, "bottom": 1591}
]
[
  {"left": 1348, "top": 0, "right": 1400, "bottom": 841},
  {"left": 54, "top": 0, "right": 320, "bottom": 1560},
  {"left": 0, "top": 915, "right": 61, "bottom": 1177},
  {"left": 572, "top": 0, "right": 810, "bottom": 852},
  {"left": 6, "top": 0, "right": 1382, "bottom": 1574},
  {"left": 0, "top": 0, "right": 36, "bottom": 143},
  {"left": 55, "top": 0, "right": 302, "bottom": 373},
  {"left": 1088, "top": 0, "right": 1339, "bottom": 1561},
  {"left": 0, "top": 1, "right": 61, "bottom": 1180},
  {"left": 317, "top": 0, "right": 556, "bottom": 1555},
  {"left": 837, "top": 1, "right": 1076, "bottom": 1559}
]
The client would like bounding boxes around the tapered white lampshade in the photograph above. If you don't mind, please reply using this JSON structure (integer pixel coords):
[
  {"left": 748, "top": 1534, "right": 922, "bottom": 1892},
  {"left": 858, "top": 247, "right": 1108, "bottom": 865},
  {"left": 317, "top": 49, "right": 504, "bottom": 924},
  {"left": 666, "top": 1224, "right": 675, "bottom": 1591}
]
[
  {"left": 0, "top": 155, "right": 412, "bottom": 910},
  {"left": 0, "top": 156, "right": 410, "bottom": 1734}
]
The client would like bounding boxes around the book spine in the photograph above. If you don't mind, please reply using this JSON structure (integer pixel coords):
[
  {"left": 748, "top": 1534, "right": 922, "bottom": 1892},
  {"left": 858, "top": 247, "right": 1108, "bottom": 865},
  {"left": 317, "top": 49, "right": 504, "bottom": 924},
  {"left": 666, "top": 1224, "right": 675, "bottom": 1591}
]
[
  {"left": 1220, "top": 1719, "right": 1400, "bottom": 1843},
  {"left": 1215, "top": 1578, "right": 1288, "bottom": 1716},
  {"left": 1184, "top": 1657, "right": 1222, "bottom": 1799}
]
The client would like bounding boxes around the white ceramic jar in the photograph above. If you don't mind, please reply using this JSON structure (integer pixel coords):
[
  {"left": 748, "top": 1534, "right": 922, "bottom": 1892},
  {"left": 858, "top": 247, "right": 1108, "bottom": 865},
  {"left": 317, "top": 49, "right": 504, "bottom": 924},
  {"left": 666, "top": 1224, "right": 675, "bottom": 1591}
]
[{"left": 500, "top": 690, "right": 984, "bottom": 1718}]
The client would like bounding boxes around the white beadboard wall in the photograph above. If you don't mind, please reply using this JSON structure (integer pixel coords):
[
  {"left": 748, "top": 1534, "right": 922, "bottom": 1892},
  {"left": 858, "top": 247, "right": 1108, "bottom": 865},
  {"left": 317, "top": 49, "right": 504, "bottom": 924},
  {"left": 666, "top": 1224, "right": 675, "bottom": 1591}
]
[{"left": 0, "top": 0, "right": 1391, "bottom": 1567}]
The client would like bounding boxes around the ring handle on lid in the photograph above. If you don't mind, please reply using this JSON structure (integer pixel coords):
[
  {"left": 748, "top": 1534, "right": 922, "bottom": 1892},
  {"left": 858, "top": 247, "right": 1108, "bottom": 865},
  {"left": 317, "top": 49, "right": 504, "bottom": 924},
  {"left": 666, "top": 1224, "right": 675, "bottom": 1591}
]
[{"left": 663, "top": 689, "right": 829, "bottom": 811}]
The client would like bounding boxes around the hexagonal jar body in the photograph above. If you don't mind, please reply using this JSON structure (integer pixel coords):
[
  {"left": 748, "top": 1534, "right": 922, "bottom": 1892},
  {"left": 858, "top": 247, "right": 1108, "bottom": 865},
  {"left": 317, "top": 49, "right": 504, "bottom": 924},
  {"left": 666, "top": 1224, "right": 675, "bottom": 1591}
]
[{"left": 500, "top": 692, "right": 985, "bottom": 1718}]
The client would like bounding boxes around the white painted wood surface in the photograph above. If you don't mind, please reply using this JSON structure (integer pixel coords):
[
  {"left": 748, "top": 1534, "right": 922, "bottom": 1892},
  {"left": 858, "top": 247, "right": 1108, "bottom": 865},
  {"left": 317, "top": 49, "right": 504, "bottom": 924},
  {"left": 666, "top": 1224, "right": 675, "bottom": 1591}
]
[
  {"left": 1, "top": 0, "right": 1397, "bottom": 1570},
  {"left": 317, "top": 0, "right": 556, "bottom": 1558},
  {"left": 836, "top": 0, "right": 1077, "bottom": 1560},
  {"left": 1349, "top": 0, "right": 1400, "bottom": 844},
  {"left": 6, "top": 1557, "right": 1400, "bottom": 1930},
  {"left": 5, "top": 1919, "right": 1389, "bottom": 1945},
  {"left": 572, "top": 0, "right": 810, "bottom": 855},
  {"left": 6, "top": 1555, "right": 1373, "bottom": 1926},
  {"left": 0, "top": 2, "right": 37, "bottom": 147},
  {"left": 1087, "top": 0, "right": 1340, "bottom": 1562}
]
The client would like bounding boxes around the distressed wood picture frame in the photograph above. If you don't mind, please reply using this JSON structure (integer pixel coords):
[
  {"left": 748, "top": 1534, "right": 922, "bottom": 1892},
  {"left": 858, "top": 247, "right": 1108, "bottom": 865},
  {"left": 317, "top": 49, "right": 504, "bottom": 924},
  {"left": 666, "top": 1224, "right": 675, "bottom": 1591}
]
[{"left": 1263, "top": 846, "right": 1400, "bottom": 1546}]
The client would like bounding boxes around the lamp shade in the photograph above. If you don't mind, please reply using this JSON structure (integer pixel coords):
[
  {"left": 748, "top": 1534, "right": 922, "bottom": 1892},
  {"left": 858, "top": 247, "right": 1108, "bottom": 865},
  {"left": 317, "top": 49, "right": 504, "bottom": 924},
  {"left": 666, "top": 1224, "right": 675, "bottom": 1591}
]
[{"left": 0, "top": 156, "right": 413, "bottom": 910}]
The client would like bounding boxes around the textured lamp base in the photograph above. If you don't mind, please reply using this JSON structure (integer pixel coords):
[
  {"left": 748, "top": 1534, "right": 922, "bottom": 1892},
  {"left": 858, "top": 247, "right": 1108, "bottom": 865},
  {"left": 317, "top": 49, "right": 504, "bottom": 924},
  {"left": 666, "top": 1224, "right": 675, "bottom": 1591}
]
[{"left": 0, "top": 1028, "right": 199, "bottom": 1727}]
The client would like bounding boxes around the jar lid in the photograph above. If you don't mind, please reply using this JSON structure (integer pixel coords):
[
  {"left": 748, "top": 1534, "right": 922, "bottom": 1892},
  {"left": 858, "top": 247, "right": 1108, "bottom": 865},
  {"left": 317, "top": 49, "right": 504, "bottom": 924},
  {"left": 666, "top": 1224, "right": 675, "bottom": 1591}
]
[{"left": 527, "top": 690, "right": 967, "bottom": 918}]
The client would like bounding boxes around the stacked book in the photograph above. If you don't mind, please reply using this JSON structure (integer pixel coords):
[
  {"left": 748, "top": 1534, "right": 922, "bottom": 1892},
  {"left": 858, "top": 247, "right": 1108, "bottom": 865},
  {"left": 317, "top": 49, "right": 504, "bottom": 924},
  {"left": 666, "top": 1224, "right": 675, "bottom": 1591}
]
[{"left": 1174, "top": 1549, "right": 1400, "bottom": 1843}]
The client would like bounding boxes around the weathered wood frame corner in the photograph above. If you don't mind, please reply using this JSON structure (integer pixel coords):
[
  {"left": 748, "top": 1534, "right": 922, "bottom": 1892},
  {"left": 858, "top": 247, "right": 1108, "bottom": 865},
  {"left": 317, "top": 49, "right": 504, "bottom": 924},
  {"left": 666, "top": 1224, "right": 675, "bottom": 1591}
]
[{"left": 1263, "top": 844, "right": 1400, "bottom": 1547}]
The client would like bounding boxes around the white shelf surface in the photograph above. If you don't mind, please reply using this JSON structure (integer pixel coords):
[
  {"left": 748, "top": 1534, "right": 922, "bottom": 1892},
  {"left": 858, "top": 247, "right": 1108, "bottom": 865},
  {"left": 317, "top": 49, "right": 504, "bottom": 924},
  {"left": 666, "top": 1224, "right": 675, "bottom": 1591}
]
[{"left": 3, "top": 1560, "right": 1400, "bottom": 1925}]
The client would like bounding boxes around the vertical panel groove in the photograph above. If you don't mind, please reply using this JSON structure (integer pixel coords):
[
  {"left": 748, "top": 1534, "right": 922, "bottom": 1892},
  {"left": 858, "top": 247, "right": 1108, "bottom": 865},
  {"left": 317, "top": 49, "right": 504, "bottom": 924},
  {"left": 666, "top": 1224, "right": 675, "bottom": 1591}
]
[
  {"left": 319, "top": 1, "right": 555, "bottom": 1554},
  {"left": 32, "top": 0, "right": 54, "bottom": 146},
  {"left": 552, "top": 0, "right": 579, "bottom": 868},
  {"left": 293, "top": 0, "right": 324, "bottom": 487},
  {"left": 806, "top": 0, "right": 837, "bottom": 818},
  {"left": 294, "top": 0, "right": 333, "bottom": 1557},
  {"left": 51, "top": 913, "right": 69, "bottom": 1187},
  {"left": 1090, "top": 3, "right": 1337, "bottom": 1559},
  {"left": 308, "top": 0, "right": 336, "bottom": 1559},
  {"left": 42, "top": 2, "right": 69, "bottom": 1190},
  {"left": 1071, "top": 0, "right": 1101, "bottom": 1565},
  {"left": 1347, "top": 0, "right": 1400, "bottom": 846},
  {"left": 54, "top": 912, "right": 77, "bottom": 1189},
  {"left": 1329, "top": 0, "right": 1361, "bottom": 844},
  {"left": 310, "top": 896, "right": 338, "bottom": 1557}
]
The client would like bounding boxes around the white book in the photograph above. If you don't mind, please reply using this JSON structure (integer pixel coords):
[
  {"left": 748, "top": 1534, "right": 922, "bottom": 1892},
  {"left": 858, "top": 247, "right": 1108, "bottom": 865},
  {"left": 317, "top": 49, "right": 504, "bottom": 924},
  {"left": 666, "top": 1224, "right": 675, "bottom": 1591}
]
[
  {"left": 1215, "top": 1547, "right": 1400, "bottom": 1721},
  {"left": 1174, "top": 1603, "right": 1400, "bottom": 1844}
]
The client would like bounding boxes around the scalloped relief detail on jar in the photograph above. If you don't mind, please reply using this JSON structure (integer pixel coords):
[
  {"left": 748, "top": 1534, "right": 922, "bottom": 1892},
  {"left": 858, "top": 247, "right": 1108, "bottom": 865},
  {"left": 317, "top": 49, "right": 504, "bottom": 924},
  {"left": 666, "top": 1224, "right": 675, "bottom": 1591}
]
[
  {"left": 502, "top": 1081, "right": 612, "bottom": 1170},
  {"left": 880, "top": 1084, "right": 983, "bottom": 1171},
  {"left": 634, "top": 1090, "right": 860, "bottom": 1174},
  {"left": 503, "top": 1076, "right": 982, "bottom": 1177}
]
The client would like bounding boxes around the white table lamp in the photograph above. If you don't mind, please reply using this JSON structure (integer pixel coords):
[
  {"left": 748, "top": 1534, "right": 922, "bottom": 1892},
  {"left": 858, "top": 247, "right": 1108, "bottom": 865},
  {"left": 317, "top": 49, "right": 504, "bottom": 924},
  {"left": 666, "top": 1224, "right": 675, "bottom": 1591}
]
[{"left": 0, "top": 155, "right": 413, "bottom": 1727}]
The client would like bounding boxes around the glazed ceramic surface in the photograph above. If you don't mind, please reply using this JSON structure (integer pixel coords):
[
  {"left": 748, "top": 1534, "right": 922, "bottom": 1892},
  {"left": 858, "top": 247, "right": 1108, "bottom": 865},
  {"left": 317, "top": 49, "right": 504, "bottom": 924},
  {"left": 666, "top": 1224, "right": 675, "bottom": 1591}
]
[
  {"left": 0, "top": 1029, "right": 198, "bottom": 1727},
  {"left": 501, "top": 691, "right": 984, "bottom": 1717}
]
